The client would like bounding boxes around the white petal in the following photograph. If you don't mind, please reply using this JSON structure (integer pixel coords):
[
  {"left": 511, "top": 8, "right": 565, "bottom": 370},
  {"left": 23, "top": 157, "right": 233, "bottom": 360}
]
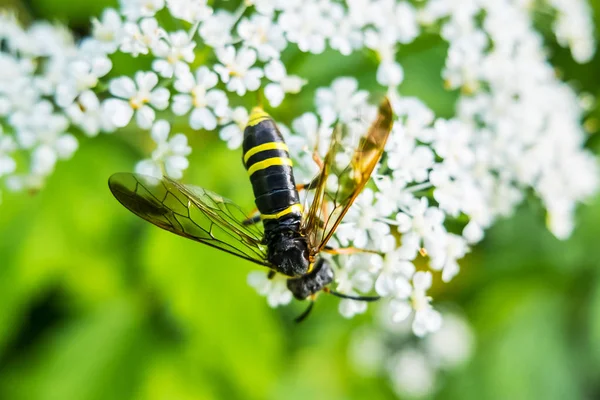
[
  {"left": 412, "top": 271, "right": 432, "bottom": 291},
  {"left": 190, "top": 108, "right": 217, "bottom": 130},
  {"left": 31, "top": 146, "right": 57, "bottom": 175},
  {"left": 135, "top": 159, "right": 162, "bottom": 178},
  {"left": 169, "top": 133, "right": 191, "bottom": 155},
  {"left": 150, "top": 88, "right": 170, "bottom": 110},
  {"left": 152, "top": 59, "right": 173, "bottom": 78},
  {"left": 109, "top": 76, "right": 136, "bottom": 98},
  {"left": 375, "top": 274, "right": 395, "bottom": 297},
  {"left": 216, "top": 45, "right": 236, "bottom": 64},
  {"left": 164, "top": 155, "right": 189, "bottom": 178},
  {"left": 91, "top": 57, "right": 112, "bottom": 77},
  {"left": 247, "top": 271, "right": 270, "bottom": 294},
  {"left": 151, "top": 120, "right": 170, "bottom": 143},
  {"left": 264, "top": 83, "right": 284, "bottom": 107},
  {"left": 103, "top": 99, "right": 134, "bottom": 127},
  {"left": 442, "top": 261, "right": 460, "bottom": 282},
  {"left": 237, "top": 47, "right": 257, "bottom": 68},
  {"left": 174, "top": 70, "right": 195, "bottom": 93},
  {"left": 463, "top": 220, "right": 484, "bottom": 244},
  {"left": 196, "top": 66, "right": 218, "bottom": 89},
  {"left": 55, "top": 134, "right": 79, "bottom": 159},
  {"left": 135, "top": 71, "right": 159, "bottom": 90},
  {"left": 339, "top": 299, "right": 366, "bottom": 318},
  {"left": 264, "top": 59, "right": 286, "bottom": 82},
  {"left": 136, "top": 106, "right": 155, "bottom": 129},
  {"left": 389, "top": 299, "right": 412, "bottom": 323},
  {"left": 376, "top": 61, "right": 404, "bottom": 87},
  {"left": 227, "top": 78, "right": 246, "bottom": 96},
  {"left": 244, "top": 69, "right": 264, "bottom": 92},
  {"left": 172, "top": 94, "right": 193, "bottom": 115}
]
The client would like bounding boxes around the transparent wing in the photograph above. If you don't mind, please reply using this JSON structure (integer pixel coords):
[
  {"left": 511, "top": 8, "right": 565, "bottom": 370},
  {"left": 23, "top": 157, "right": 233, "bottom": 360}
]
[
  {"left": 301, "top": 97, "right": 394, "bottom": 253},
  {"left": 109, "top": 173, "right": 270, "bottom": 267}
]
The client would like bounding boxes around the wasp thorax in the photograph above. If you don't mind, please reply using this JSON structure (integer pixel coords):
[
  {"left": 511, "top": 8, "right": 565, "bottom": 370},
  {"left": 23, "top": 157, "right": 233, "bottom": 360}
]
[
  {"left": 269, "top": 238, "right": 310, "bottom": 277},
  {"left": 287, "top": 259, "right": 334, "bottom": 300}
]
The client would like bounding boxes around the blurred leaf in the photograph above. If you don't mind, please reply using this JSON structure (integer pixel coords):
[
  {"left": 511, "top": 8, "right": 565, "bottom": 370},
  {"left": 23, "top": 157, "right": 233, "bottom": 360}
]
[
  {"left": 442, "top": 281, "right": 583, "bottom": 400},
  {"left": 0, "top": 298, "right": 147, "bottom": 400}
]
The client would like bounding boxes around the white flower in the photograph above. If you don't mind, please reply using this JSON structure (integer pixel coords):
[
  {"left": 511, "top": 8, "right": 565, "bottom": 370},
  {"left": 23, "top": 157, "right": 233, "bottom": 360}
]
[
  {"left": 461, "top": 218, "right": 483, "bottom": 245},
  {"left": 348, "top": 328, "right": 386, "bottom": 376},
  {"left": 172, "top": 66, "right": 228, "bottom": 130},
  {"left": 151, "top": 30, "right": 195, "bottom": 78},
  {"left": 166, "top": 0, "right": 213, "bottom": 23},
  {"left": 335, "top": 189, "right": 390, "bottom": 250},
  {"left": 390, "top": 95, "right": 435, "bottom": 143},
  {"left": 429, "top": 233, "right": 469, "bottom": 282},
  {"left": 386, "top": 124, "right": 434, "bottom": 183},
  {"left": 396, "top": 197, "right": 446, "bottom": 255},
  {"left": 91, "top": 8, "right": 123, "bottom": 53},
  {"left": 65, "top": 90, "right": 116, "bottom": 136},
  {"left": 121, "top": 0, "right": 165, "bottom": 20},
  {"left": 371, "top": 244, "right": 416, "bottom": 297},
  {"left": 246, "top": 0, "right": 277, "bottom": 16},
  {"left": 376, "top": 59, "right": 404, "bottom": 87},
  {"left": 13, "top": 101, "right": 78, "bottom": 177},
  {"left": 218, "top": 106, "right": 248, "bottom": 149},
  {"left": 425, "top": 313, "right": 474, "bottom": 369},
  {"left": 263, "top": 60, "right": 306, "bottom": 107},
  {"left": 277, "top": 1, "right": 336, "bottom": 54},
  {"left": 104, "top": 71, "right": 170, "bottom": 129},
  {"left": 247, "top": 271, "right": 293, "bottom": 307},
  {"left": 548, "top": 0, "right": 596, "bottom": 63},
  {"left": 135, "top": 120, "right": 191, "bottom": 179},
  {"left": 214, "top": 46, "right": 264, "bottom": 96},
  {"left": 237, "top": 14, "right": 287, "bottom": 61},
  {"left": 388, "top": 271, "right": 442, "bottom": 337},
  {"left": 289, "top": 111, "right": 335, "bottom": 158},
  {"left": 328, "top": 6, "right": 364, "bottom": 56},
  {"left": 373, "top": 176, "right": 416, "bottom": 217},
  {"left": 339, "top": 298, "right": 368, "bottom": 318},
  {"left": 0, "top": 126, "right": 17, "bottom": 177},
  {"left": 315, "top": 77, "right": 369, "bottom": 123},
  {"left": 388, "top": 348, "right": 436, "bottom": 398},
  {"left": 198, "top": 10, "right": 234, "bottom": 48},
  {"left": 431, "top": 118, "right": 475, "bottom": 175},
  {"left": 120, "top": 18, "right": 165, "bottom": 56},
  {"left": 334, "top": 257, "right": 375, "bottom": 319},
  {"left": 55, "top": 57, "right": 112, "bottom": 107}
]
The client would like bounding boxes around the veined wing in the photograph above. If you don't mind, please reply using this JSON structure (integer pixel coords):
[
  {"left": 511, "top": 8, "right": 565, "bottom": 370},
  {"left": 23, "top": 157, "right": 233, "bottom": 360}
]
[
  {"left": 301, "top": 97, "right": 394, "bottom": 253},
  {"left": 109, "top": 173, "right": 270, "bottom": 267}
]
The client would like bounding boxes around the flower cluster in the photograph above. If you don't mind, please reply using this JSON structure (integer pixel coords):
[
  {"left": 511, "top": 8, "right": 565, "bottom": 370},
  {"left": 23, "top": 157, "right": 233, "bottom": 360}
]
[
  {"left": 0, "top": 11, "right": 114, "bottom": 193},
  {"left": 349, "top": 307, "right": 474, "bottom": 398},
  {"left": 0, "top": 0, "right": 598, "bottom": 336}
]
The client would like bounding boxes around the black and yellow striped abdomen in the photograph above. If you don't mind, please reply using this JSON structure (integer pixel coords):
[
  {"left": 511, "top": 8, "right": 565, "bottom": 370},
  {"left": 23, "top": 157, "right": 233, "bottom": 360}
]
[{"left": 242, "top": 108, "right": 302, "bottom": 229}]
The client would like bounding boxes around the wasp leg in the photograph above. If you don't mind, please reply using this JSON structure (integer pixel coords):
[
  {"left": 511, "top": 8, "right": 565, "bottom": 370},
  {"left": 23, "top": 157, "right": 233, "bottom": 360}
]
[
  {"left": 322, "top": 246, "right": 382, "bottom": 256},
  {"left": 323, "top": 287, "right": 380, "bottom": 302},
  {"left": 267, "top": 270, "right": 276, "bottom": 280},
  {"left": 242, "top": 207, "right": 261, "bottom": 226},
  {"left": 296, "top": 177, "right": 320, "bottom": 192},
  {"left": 294, "top": 294, "right": 317, "bottom": 323}
]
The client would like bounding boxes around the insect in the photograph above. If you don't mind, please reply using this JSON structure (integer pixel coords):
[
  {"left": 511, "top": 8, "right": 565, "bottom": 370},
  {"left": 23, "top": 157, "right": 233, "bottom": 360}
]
[{"left": 109, "top": 98, "right": 393, "bottom": 321}]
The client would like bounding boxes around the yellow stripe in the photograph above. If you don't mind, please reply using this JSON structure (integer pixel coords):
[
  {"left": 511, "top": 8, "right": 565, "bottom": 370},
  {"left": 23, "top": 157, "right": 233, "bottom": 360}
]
[
  {"left": 243, "top": 142, "right": 289, "bottom": 163},
  {"left": 247, "top": 107, "right": 270, "bottom": 127},
  {"left": 261, "top": 204, "right": 303, "bottom": 220},
  {"left": 247, "top": 157, "right": 292, "bottom": 176}
]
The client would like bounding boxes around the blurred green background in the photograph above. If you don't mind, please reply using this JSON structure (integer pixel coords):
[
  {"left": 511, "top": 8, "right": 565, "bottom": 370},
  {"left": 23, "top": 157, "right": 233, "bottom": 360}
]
[{"left": 1, "top": 0, "right": 600, "bottom": 399}]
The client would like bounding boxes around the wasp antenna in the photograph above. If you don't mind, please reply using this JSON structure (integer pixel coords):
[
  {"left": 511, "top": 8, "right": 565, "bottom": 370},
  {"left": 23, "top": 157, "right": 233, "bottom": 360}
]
[
  {"left": 327, "top": 289, "right": 380, "bottom": 302},
  {"left": 294, "top": 301, "right": 315, "bottom": 323}
]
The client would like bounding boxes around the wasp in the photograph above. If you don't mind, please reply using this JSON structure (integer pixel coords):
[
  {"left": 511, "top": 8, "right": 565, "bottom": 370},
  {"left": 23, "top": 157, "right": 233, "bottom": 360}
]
[{"left": 109, "top": 98, "right": 393, "bottom": 321}]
